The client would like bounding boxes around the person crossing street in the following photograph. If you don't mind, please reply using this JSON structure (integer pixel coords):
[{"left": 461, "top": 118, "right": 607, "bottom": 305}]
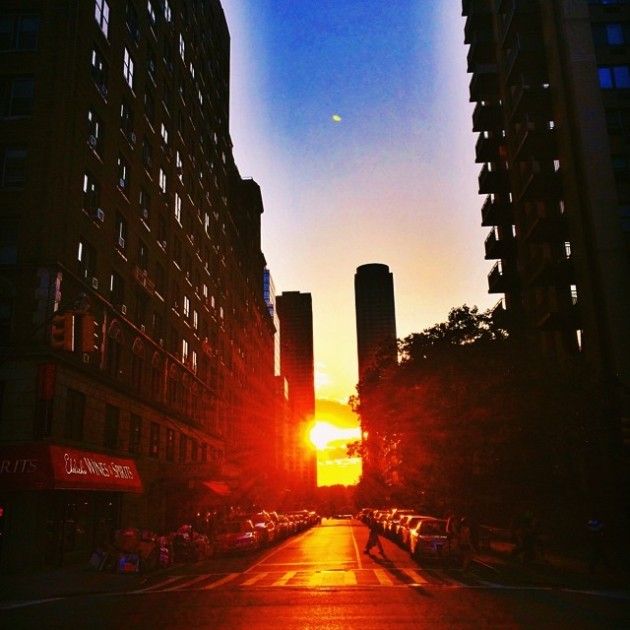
[{"left": 364, "top": 518, "right": 386, "bottom": 557}]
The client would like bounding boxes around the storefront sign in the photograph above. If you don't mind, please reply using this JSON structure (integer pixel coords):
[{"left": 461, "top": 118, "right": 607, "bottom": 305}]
[{"left": 0, "top": 444, "right": 143, "bottom": 493}]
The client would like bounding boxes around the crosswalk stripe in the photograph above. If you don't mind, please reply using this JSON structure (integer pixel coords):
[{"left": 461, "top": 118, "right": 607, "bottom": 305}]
[
  {"left": 241, "top": 572, "right": 269, "bottom": 586},
  {"left": 373, "top": 569, "right": 394, "bottom": 586},
  {"left": 344, "top": 570, "right": 358, "bottom": 586},
  {"left": 202, "top": 572, "right": 239, "bottom": 590},
  {"left": 401, "top": 568, "right": 429, "bottom": 585},
  {"left": 272, "top": 570, "right": 297, "bottom": 586}
]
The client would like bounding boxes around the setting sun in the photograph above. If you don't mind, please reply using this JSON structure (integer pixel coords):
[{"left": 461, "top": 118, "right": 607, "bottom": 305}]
[{"left": 309, "top": 421, "right": 361, "bottom": 451}]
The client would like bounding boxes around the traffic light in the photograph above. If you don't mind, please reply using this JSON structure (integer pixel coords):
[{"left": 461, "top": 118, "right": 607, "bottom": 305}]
[
  {"left": 51, "top": 312, "right": 74, "bottom": 351},
  {"left": 77, "top": 314, "right": 99, "bottom": 353}
]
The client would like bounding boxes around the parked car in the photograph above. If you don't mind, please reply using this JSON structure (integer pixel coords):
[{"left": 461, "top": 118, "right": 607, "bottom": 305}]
[
  {"left": 385, "top": 509, "right": 416, "bottom": 539},
  {"left": 247, "top": 512, "right": 277, "bottom": 545},
  {"left": 214, "top": 520, "right": 260, "bottom": 554},
  {"left": 409, "top": 518, "right": 448, "bottom": 559}
]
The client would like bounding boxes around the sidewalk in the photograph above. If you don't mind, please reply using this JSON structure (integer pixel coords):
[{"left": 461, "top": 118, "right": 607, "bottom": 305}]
[{"left": 0, "top": 564, "right": 148, "bottom": 607}]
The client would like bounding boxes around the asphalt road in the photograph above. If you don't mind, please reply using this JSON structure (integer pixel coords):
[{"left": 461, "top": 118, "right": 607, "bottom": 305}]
[{"left": 3, "top": 519, "right": 629, "bottom": 629}]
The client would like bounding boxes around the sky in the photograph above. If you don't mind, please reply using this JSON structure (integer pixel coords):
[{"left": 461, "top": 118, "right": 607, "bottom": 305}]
[{"left": 221, "top": 1, "right": 494, "bottom": 406}]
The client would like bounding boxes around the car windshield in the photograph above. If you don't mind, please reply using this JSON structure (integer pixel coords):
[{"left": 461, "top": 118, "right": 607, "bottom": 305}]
[{"left": 420, "top": 521, "right": 446, "bottom": 536}]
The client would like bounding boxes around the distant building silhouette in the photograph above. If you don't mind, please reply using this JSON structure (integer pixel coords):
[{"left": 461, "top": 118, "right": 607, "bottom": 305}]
[
  {"left": 276, "top": 291, "right": 316, "bottom": 496},
  {"left": 354, "top": 263, "right": 397, "bottom": 380}
]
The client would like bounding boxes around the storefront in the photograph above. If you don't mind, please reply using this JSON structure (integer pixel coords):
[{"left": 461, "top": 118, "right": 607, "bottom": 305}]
[{"left": 0, "top": 443, "right": 142, "bottom": 572}]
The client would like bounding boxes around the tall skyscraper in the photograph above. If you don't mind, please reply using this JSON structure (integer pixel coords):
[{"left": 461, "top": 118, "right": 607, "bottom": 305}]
[
  {"left": 276, "top": 291, "right": 316, "bottom": 496},
  {"left": 0, "top": 0, "right": 275, "bottom": 571},
  {"left": 354, "top": 263, "right": 397, "bottom": 380},
  {"left": 463, "top": 0, "right": 630, "bottom": 488}
]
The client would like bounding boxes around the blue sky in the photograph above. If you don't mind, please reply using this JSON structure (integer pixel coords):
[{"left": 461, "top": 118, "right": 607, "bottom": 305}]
[{"left": 221, "top": 1, "right": 493, "bottom": 402}]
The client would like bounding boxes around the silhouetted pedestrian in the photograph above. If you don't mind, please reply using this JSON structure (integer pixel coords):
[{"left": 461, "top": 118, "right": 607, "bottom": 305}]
[
  {"left": 364, "top": 519, "right": 386, "bottom": 557},
  {"left": 458, "top": 517, "right": 474, "bottom": 572}
]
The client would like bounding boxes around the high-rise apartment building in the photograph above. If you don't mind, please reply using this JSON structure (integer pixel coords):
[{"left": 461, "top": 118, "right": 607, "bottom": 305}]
[
  {"left": 463, "top": 0, "right": 630, "bottom": 497},
  {"left": 354, "top": 263, "right": 397, "bottom": 380},
  {"left": 276, "top": 291, "right": 316, "bottom": 496},
  {"left": 0, "top": 0, "right": 275, "bottom": 571}
]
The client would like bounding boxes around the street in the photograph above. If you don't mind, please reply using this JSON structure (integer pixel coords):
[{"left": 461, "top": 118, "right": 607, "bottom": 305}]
[{"left": 2, "top": 519, "right": 629, "bottom": 629}]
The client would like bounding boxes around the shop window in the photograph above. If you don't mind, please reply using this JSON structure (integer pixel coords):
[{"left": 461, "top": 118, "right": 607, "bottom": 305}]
[
  {"left": 166, "top": 428, "right": 175, "bottom": 461},
  {"left": 149, "top": 422, "right": 160, "bottom": 458},
  {"left": 64, "top": 389, "right": 85, "bottom": 440},
  {"left": 94, "top": 0, "right": 110, "bottom": 38},
  {"left": 129, "top": 414, "right": 141, "bottom": 453},
  {"left": 104, "top": 405, "right": 119, "bottom": 449}
]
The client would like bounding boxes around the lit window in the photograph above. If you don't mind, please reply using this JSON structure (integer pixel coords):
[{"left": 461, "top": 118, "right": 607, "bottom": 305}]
[
  {"left": 599, "top": 65, "right": 630, "bottom": 89},
  {"left": 90, "top": 47, "right": 108, "bottom": 94},
  {"left": 179, "top": 34, "right": 185, "bottom": 61},
  {"left": 564, "top": 241, "right": 571, "bottom": 258},
  {"left": 87, "top": 109, "right": 103, "bottom": 153},
  {"left": 189, "top": 62, "right": 195, "bottom": 79},
  {"left": 160, "top": 123, "right": 168, "bottom": 145},
  {"left": 183, "top": 296, "right": 190, "bottom": 317},
  {"left": 202, "top": 284, "right": 208, "bottom": 298},
  {"left": 159, "top": 168, "right": 167, "bottom": 193},
  {"left": 174, "top": 193, "right": 182, "bottom": 223},
  {"left": 192, "top": 351, "right": 197, "bottom": 372},
  {"left": 147, "top": 0, "right": 156, "bottom": 26},
  {"left": 182, "top": 338, "right": 189, "bottom": 361},
  {"left": 176, "top": 151, "right": 183, "bottom": 181},
  {"left": 117, "top": 155, "right": 130, "bottom": 191},
  {"left": 94, "top": 0, "right": 110, "bottom": 38},
  {"left": 163, "top": 0, "right": 172, "bottom": 22},
  {"left": 123, "top": 48, "right": 134, "bottom": 90},
  {"left": 192, "top": 310, "right": 198, "bottom": 329},
  {"left": 82, "top": 172, "right": 100, "bottom": 210}
]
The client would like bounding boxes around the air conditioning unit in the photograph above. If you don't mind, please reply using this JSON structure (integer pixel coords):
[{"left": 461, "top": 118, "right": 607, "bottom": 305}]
[
  {"left": 130, "top": 131, "right": 137, "bottom": 144},
  {"left": 142, "top": 208, "right": 149, "bottom": 220},
  {"left": 118, "top": 236, "right": 126, "bottom": 249},
  {"left": 120, "top": 304, "right": 128, "bottom": 315},
  {"left": 91, "top": 277, "right": 99, "bottom": 290},
  {"left": 88, "top": 135, "right": 98, "bottom": 150},
  {"left": 95, "top": 207, "right": 105, "bottom": 223},
  {"left": 119, "top": 178, "right": 126, "bottom": 189}
]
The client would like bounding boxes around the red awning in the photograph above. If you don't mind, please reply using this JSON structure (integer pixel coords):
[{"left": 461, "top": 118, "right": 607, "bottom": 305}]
[
  {"left": 0, "top": 443, "right": 143, "bottom": 493},
  {"left": 202, "top": 480, "right": 231, "bottom": 496}
]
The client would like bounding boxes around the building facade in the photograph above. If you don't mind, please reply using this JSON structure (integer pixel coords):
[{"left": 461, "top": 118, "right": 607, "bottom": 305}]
[
  {"left": 463, "top": 0, "right": 630, "bottom": 506},
  {"left": 0, "top": 0, "right": 275, "bottom": 571},
  {"left": 354, "top": 263, "right": 397, "bottom": 381},
  {"left": 276, "top": 291, "right": 316, "bottom": 498}
]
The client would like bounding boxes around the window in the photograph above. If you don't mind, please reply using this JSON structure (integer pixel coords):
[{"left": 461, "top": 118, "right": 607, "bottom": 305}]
[
  {"left": 147, "top": 47, "right": 157, "bottom": 82},
  {"left": 0, "top": 219, "right": 17, "bottom": 264},
  {"left": 179, "top": 33, "right": 185, "bottom": 62},
  {"left": 82, "top": 172, "right": 100, "bottom": 211},
  {"left": 201, "top": 443, "right": 208, "bottom": 463},
  {"left": 160, "top": 123, "right": 169, "bottom": 145},
  {"left": 182, "top": 338, "right": 189, "bottom": 362},
  {"left": 142, "top": 139, "right": 152, "bottom": 171},
  {"left": 125, "top": 0, "right": 139, "bottom": 41},
  {"left": 192, "top": 309, "right": 198, "bottom": 330},
  {"left": 139, "top": 187, "right": 151, "bottom": 222},
  {"left": 163, "top": 0, "right": 172, "bottom": 22},
  {"left": 90, "top": 47, "right": 108, "bottom": 94},
  {"left": 179, "top": 434, "right": 187, "bottom": 462},
  {"left": 138, "top": 239, "right": 148, "bottom": 271},
  {"left": 0, "top": 15, "right": 40, "bottom": 51},
  {"left": 87, "top": 108, "right": 103, "bottom": 153},
  {"left": 104, "top": 404, "right": 119, "bottom": 449},
  {"left": 191, "top": 439, "right": 198, "bottom": 462},
  {"left": 94, "top": 0, "right": 110, "bottom": 38},
  {"left": 173, "top": 238, "right": 182, "bottom": 267},
  {"left": 599, "top": 65, "right": 630, "bottom": 89},
  {"left": 77, "top": 239, "right": 97, "bottom": 279},
  {"left": 166, "top": 428, "right": 175, "bottom": 461},
  {"left": 158, "top": 168, "right": 167, "bottom": 193},
  {"left": 123, "top": 47, "right": 134, "bottom": 90},
  {"left": 147, "top": 0, "right": 157, "bottom": 26},
  {"left": 117, "top": 155, "right": 130, "bottom": 192},
  {"left": 1, "top": 147, "right": 27, "bottom": 188},
  {"left": 191, "top": 350, "right": 197, "bottom": 373},
  {"left": 129, "top": 414, "right": 142, "bottom": 454},
  {"left": 115, "top": 213, "right": 127, "bottom": 250},
  {"left": 149, "top": 422, "right": 160, "bottom": 458},
  {"left": 176, "top": 151, "right": 182, "bottom": 181},
  {"left": 174, "top": 192, "right": 182, "bottom": 223},
  {"left": 183, "top": 295, "right": 190, "bottom": 318},
  {"left": 109, "top": 271, "right": 124, "bottom": 304},
  {"left": 0, "top": 77, "right": 35, "bottom": 117},
  {"left": 64, "top": 389, "right": 85, "bottom": 441}
]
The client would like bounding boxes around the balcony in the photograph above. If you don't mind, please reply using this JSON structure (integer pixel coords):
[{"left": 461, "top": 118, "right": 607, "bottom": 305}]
[
  {"left": 507, "top": 81, "right": 552, "bottom": 123},
  {"left": 531, "top": 295, "right": 580, "bottom": 331},
  {"left": 525, "top": 253, "right": 574, "bottom": 288},
  {"left": 472, "top": 101, "right": 503, "bottom": 132},
  {"left": 467, "top": 30, "right": 496, "bottom": 71},
  {"left": 522, "top": 205, "right": 566, "bottom": 243},
  {"left": 475, "top": 133, "right": 502, "bottom": 163},
  {"left": 469, "top": 65, "right": 499, "bottom": 102},
  {"left": 479, "top": 163, "right": 510, "bottom": 195},
  {"left": 499, "top": 0, "right": 540, "bottom": 46},
  {"left": 516, "top": 159, "right": 561, "bottom": 202},
  {"left": 462, "top": 0, "right": 492, "bottom": 17},
  {"left": 484, "top": 228, "right": 515, "bottom": 260},
  {"left": 488, "top": 260, "right": 518, "bottom": 294},
  {"left": 503, "top": 32, "right": 547, "bottom": 85},
  {"left": 464, "top": 0, "right": 493, "bottom": 44},
  {"left": 481, "top": 195, "right": 514, "bottom": 226},
  {"left": 512, "top": 119, "right": 557, "bottom": 161}
]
